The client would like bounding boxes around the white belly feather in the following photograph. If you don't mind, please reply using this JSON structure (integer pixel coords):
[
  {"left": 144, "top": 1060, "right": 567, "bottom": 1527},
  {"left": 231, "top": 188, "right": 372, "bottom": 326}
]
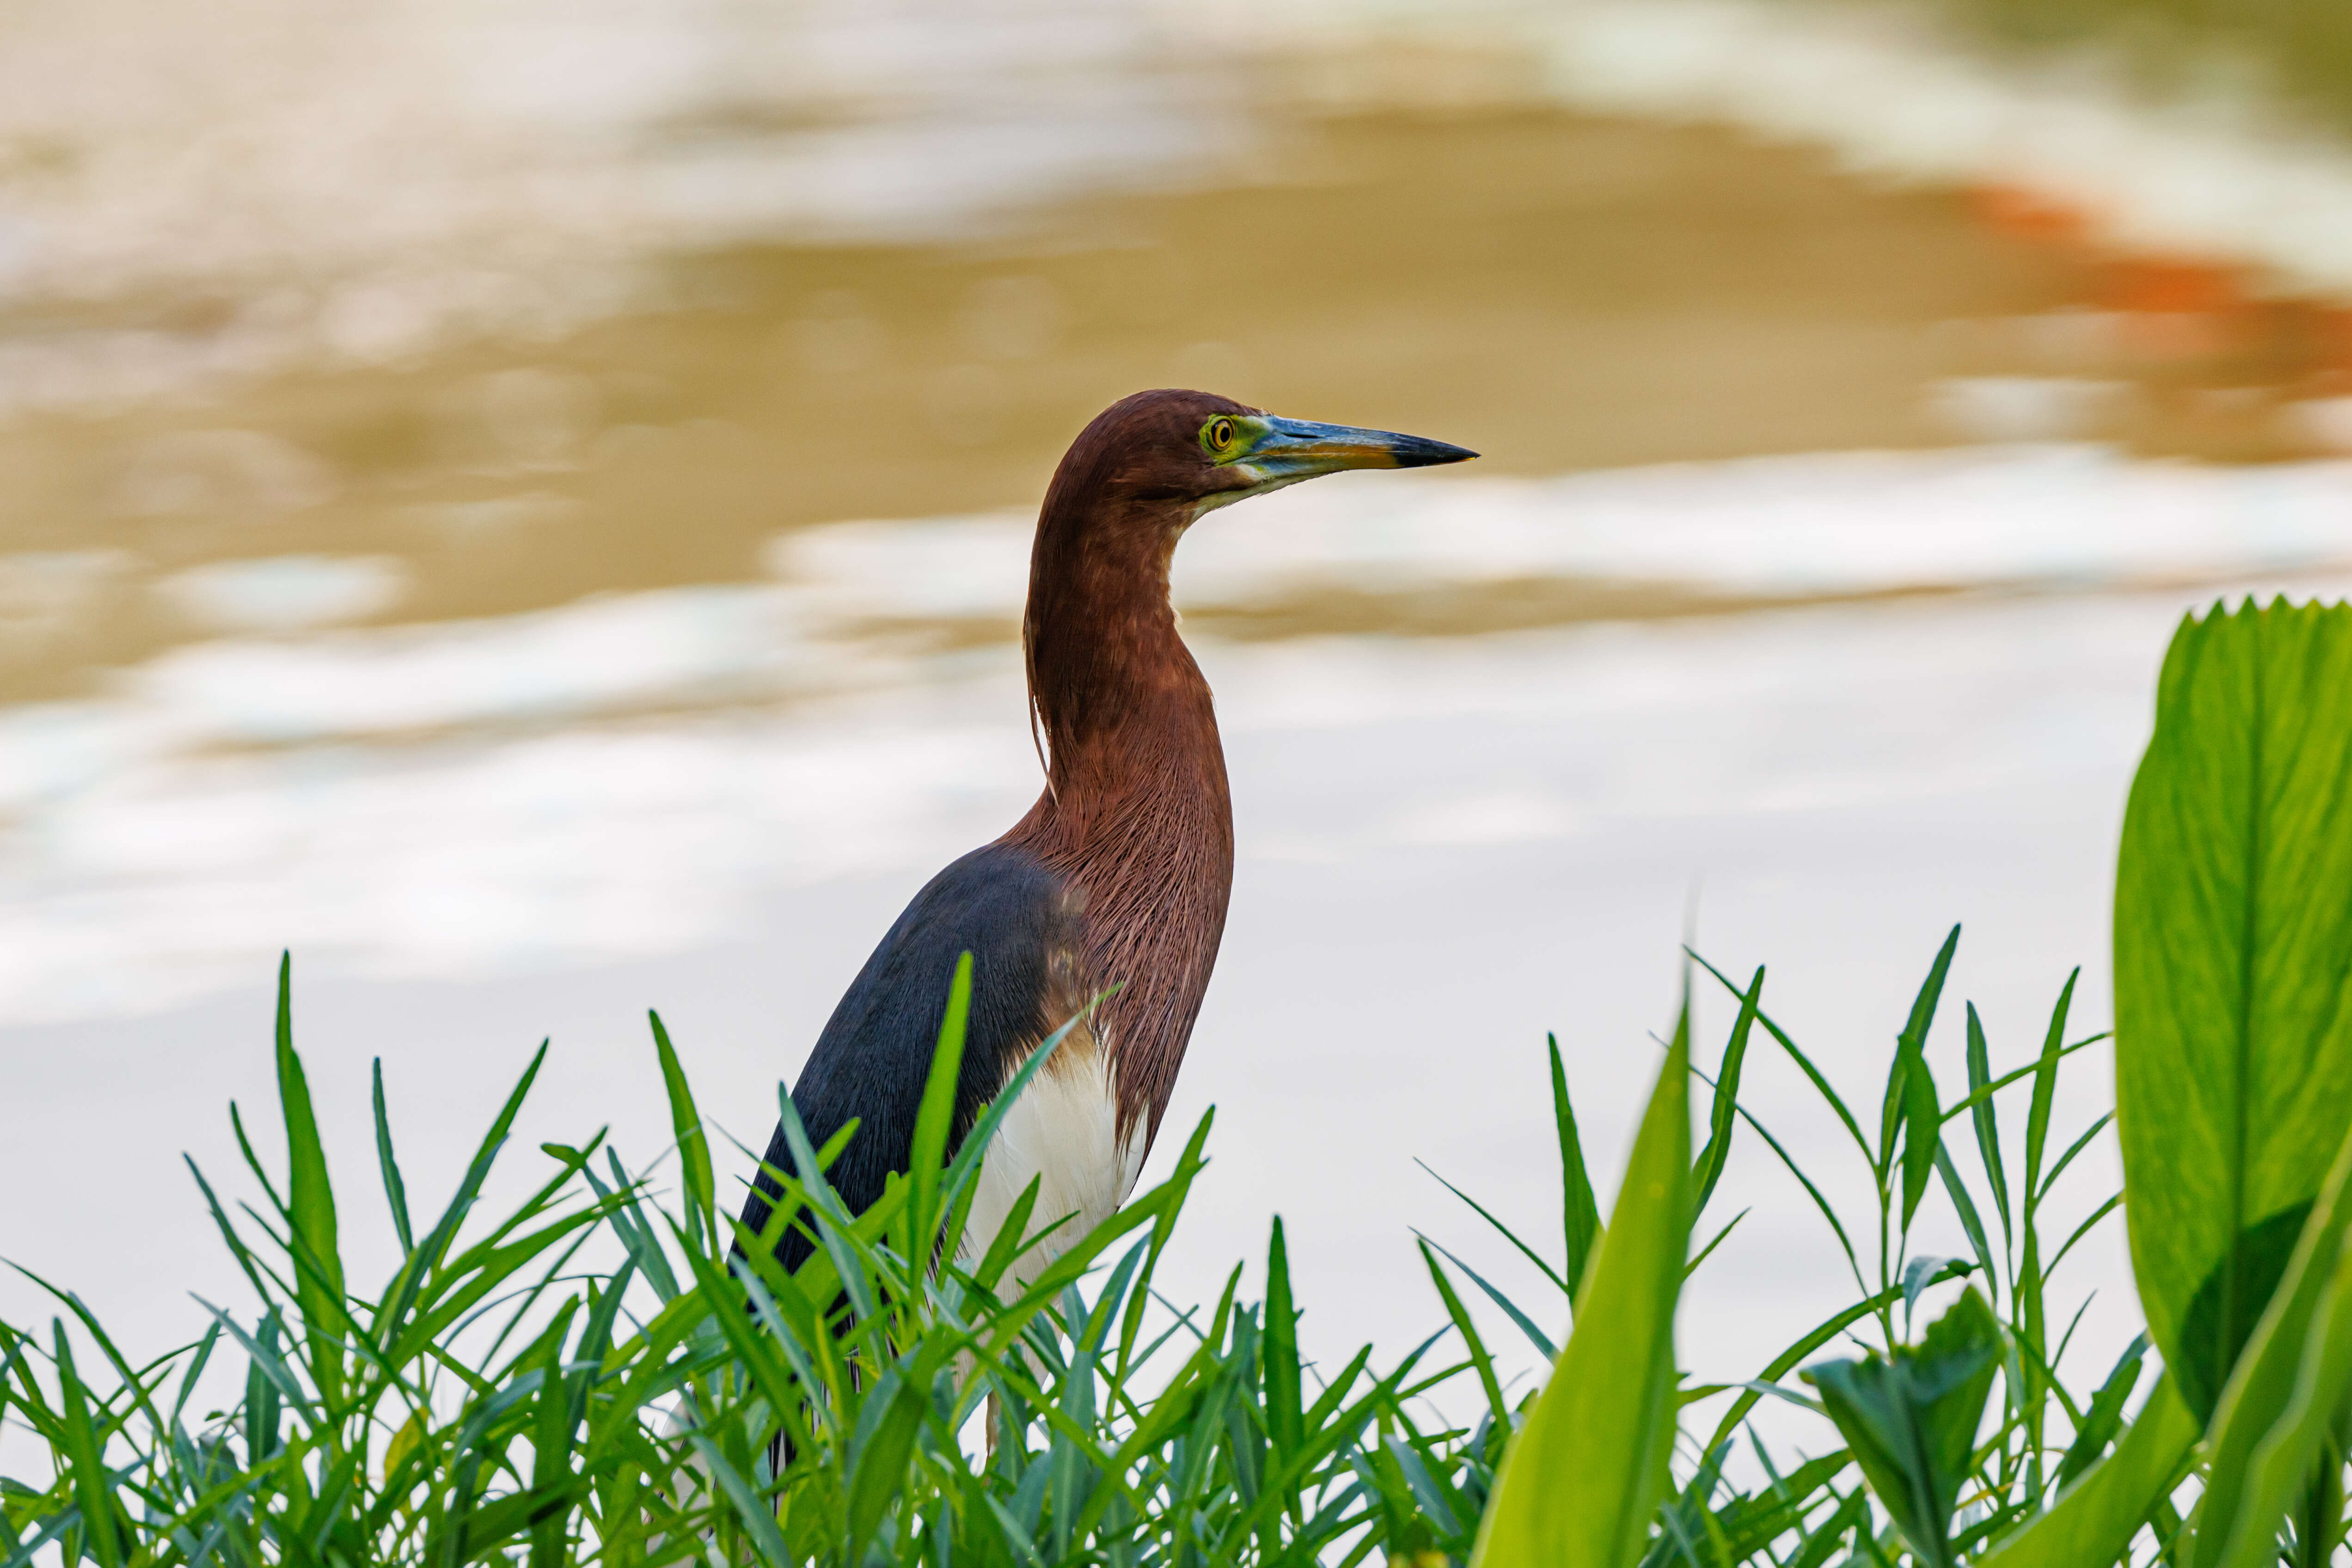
[{"left": 960, "top": 1035, "right": 1143, "bottom": 1292}]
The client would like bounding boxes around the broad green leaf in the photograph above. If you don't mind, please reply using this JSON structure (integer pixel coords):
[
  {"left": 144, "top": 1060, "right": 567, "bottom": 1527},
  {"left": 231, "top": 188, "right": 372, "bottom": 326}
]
[
  {"left": 1802, "top": 1287, "right": 2001, "bottom": 1568},
  {"left": 2116, "top": 599, "right": 2352, "bottom": 1421},
  {"left": 271, "top": 954, "right": 344, "bottom": 1408},
  {"left": 2194, "top": 1115, "right": 2352, "bottom": 1568},
  {"left": 1471, "top": 987, "right": 1691, "bottom": 1568},
  {"left": 2208, "top": 1228, "right": 2352, "bottom": 1568},
  {"left": 1977, "top": 1377, "right": 2199, "bottom": 1568}
]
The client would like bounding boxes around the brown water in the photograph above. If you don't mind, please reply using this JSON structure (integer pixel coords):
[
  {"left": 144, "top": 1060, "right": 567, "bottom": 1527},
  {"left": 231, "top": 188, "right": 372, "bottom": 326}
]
[{"left": 8, "top": 100, "right": 2345, "bottom": 705}]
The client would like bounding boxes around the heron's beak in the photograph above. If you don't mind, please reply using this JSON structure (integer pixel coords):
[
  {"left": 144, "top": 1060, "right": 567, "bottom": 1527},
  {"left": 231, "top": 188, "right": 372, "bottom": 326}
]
[{"left": 1244, "top": 416, "right": 1478, "bottom": 480}]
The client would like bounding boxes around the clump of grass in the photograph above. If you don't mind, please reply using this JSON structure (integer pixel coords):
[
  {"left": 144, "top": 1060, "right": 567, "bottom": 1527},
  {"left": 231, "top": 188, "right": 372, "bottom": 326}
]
[
  {"left": 0, "top": 941, "right": 2125, "bottom": 1568},
  {"left": 9, "top": 596, "right": 2352, "bottom": 1567}
]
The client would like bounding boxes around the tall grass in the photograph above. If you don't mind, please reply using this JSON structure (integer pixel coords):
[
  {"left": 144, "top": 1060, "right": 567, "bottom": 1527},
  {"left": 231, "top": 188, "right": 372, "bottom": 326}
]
[{"left": 7, "top": 596, "right": 2352, "bottom": 1566}]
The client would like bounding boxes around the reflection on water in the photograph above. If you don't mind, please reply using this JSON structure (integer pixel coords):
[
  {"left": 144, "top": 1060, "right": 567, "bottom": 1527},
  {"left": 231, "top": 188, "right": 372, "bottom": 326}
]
[
  {"left": 4, "top": 4, "right": 2352, "bottom": 708},
  {"left": 1, "top": 102, "right": 2345, "bottom": 702}
]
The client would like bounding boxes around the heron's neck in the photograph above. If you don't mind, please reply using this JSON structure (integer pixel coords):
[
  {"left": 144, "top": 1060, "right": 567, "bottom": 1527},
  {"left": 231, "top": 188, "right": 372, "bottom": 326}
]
[
  {"left": 1019, "top": 510, "right": 1228, "bottom": 825},
  {"left": 1006, "top": 493, "right": 1236, "bottom": 1156}
]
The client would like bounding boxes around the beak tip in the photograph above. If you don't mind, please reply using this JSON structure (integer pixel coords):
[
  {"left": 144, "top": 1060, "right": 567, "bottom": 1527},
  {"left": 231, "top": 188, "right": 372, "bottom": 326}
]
[{"left": 1395, "top": 438, "right": 1479, "bottom": 468}]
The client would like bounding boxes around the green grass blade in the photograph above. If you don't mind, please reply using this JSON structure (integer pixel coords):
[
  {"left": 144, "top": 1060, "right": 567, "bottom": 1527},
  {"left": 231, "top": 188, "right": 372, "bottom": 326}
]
[
  {"left": 228, "top": 1099, "right": 287, "bottom": 1219},
  {"left": 1684, "top": 1207, "right": 1746, "bottom": 1280},
  {"left": 1420, "top": 1242, "right": 1507, "bottom": 1427},
  {"left": 908, "top": 952, "right": 973, "bottom": 1264},
  {"left": 48, "top": 1324, "right": 121, "bottom": 1568},
  {"left": 1977, "top": 1377, "right": 2199, "bottom": 1568},
  {"left": 1414, "top": 1159, "right": 1568, "bottom": 1296},
  {"left": 1939, "top": 1032, "right": 2099, "bottom": 1130},
  {"left": 938, "top": 1000, "right": 1094, "bottom": 1219},
  {"left": 1934, "top": 1144, "right": 1999, "bottom": 1295},
  {"left": 1471, "top": 978, "right": 1691, "bottom": 1568},
  {"left": 271, "top": 953, "right": 344, "bottom": 1410},
  {"left": 1892, "top": 926, "right": 1958, "bottom": 1228},
  {"left": 1964, "top": 1004, "right": 2012, "bottom": 1253},
  {"left": 2037, "top": 1112, "right": 2113, "bottom": 1204},
  {"left": 844, "top": 1370, "right": 928, "bottom": 1563},
  {"left": 371, "top": 1058, "right": 414, "bottom": 1256},
  {"left": 1263, "top": 1218, "right": 1303, "bottom": 1460},
  {"left": 169, "top": 1318, "right": 222, "bottom": 1433},
  {"left": 1700, "top": 1263, "right": 1970, "bottom": 1456},
  {"left": 377, "top": 1043, "right": 547, "bottom": 1343},
  {"left": 2023, "top": 970, "right": 2078, "bottom": 1204},
  {"left": 1416, "top": 1236, "right": 1556, "bottom": 1361},
  {"left": 184, "top": 1154, "right": 275, "bottom": 1303},
  {"left": 582, "top": 1155, "right": 679, "bottom": 1303},
  {"left": 1113, "top": 1110, "right": 1216, "bottom": 1393},
  {"left": 971, "top": 1176, "right": 1045, "bottom": 1292},
  {"left": 1693, "top": 967, "right": 1762, "bottom": 1219},
  {"left": 685, "top": 1433, "right": 789, "bottom": 1568},
  {"left": 2046, "top": 1193, "right": 2124, "bottom": 1277},
  {"left": 648, "top": 1011, "right": 713, "bottom": 1255},
  {"left": 1694, "top": 952, "right": 1872, "bottom": 1167},
  {"left": 2054, "top": 1335, "right": 2148, "bottom": 1489},
  {"left": 1, "top": 1270, "right": 178, "bottom": 1481},
  {"left": 1714, "top": 1090, "right": 1867, "bottom": 1297},
  {"left": 1550, "top": 1035, "right": 1605, "bottom": 1305}
]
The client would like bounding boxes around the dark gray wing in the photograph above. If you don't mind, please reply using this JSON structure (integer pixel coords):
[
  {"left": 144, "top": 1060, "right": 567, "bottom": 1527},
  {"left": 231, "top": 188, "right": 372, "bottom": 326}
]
[{"left": 739, "top": 842, "right": 1080, "bottom": 1272}]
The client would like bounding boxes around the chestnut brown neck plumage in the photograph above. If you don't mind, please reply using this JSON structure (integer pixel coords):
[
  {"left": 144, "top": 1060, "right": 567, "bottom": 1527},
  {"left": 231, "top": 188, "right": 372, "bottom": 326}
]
[{"left": 998, "top": 398, "right": 1237, "bottom": 1156}]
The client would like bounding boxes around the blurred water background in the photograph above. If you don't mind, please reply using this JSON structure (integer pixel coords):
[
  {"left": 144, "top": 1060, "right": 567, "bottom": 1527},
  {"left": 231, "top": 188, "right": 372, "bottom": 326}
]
[{"left": 6, "top": 0, "right": 2352, "bottom": 1435}]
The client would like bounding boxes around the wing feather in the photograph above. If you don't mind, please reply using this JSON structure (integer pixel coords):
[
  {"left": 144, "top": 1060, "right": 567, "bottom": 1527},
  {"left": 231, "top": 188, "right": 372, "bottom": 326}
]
[{"left": 739, "top": 843, "right": 1084, "bottom": 1270}]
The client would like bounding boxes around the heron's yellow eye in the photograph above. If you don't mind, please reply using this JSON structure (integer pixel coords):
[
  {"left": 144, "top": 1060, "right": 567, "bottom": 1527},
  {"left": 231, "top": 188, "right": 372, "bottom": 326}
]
[{"left": 1204, "top": 417, "right": 1236, "bottom": 454}]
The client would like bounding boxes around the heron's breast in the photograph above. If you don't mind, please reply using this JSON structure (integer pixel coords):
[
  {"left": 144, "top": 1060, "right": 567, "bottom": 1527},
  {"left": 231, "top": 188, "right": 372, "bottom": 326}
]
[{"left": 959, "top": 1018, "right": 1143, "bottom": 1287}]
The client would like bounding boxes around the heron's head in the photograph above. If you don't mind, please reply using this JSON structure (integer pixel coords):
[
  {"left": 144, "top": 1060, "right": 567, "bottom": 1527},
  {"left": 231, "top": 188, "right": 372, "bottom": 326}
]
[{"left": 1044, "top": 388, "right": 1476, "bottom": 536}]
